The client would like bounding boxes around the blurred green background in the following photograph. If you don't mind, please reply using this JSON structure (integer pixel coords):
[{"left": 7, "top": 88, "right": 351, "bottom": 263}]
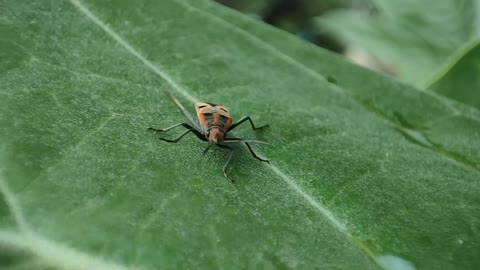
[{"left": 216, "top": 0, "right": 480, "bottom": 109}]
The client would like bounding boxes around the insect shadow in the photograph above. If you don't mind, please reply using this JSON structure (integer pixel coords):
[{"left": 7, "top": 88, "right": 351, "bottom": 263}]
[{"left": 148, "top": 92, "right": 270, "bottom": 182}]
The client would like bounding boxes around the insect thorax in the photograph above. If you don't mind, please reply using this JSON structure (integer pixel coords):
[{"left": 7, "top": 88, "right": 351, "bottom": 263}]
[{"left": 196, "top": 102, "right": 233, "bottom": 135}]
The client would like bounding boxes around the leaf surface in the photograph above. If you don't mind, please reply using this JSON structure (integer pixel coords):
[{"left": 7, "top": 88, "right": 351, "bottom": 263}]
[{"left": 1, "top": 0, "right": 479, "bottom": 269}]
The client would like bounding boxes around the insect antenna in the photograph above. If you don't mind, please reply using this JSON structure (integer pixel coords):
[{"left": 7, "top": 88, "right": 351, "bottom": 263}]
[{"left": 164, "top": 91, "right": 201, "bottom": 130}]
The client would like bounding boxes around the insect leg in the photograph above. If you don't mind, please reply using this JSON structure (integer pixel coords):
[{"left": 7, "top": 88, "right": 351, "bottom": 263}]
[
  {"left": 203, "top": 143, "right": 213, "bottom": 154},
  {"left": 228, "top": 116, "right": 269, "bottom": 132},
  {"left": 244, "top": 142, "right": 269, "bottom": 163},
  {"left": 159, "top": 129, "right": 194, "bottom": 143},
  {"left": 217, "top": 144, "right": 234, "bottom": 183},
  {"left": 223, "top": 137, "right": 269, "bottom": 145},
  {"left": 149, "top": 123, "right": 207, "bottom": 142}
]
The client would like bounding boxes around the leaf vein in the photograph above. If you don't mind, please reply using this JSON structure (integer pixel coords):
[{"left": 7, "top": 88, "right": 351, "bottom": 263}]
[
  {"left": 69, "top": 0, "right": 197, "bottom": 103},
  {"left": 19, "top": 113, "right": 118, "bottom": 192},
  {"left": 0, "top": 178, "right": 137, "bottom": 270},
  {"left": 0, "top": 229, "right": 133, "bottom": 270},
  {"left": 0, "top": 178, "right": 28, "bottom": 231},
  {"left": 32, "top": 59, "right": 161, "bottom": 91}
]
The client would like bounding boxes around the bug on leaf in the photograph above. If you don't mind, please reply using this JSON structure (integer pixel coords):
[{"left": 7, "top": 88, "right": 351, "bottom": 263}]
[{"left": 148, "top": 92, "right": 269, "bottom": 182}]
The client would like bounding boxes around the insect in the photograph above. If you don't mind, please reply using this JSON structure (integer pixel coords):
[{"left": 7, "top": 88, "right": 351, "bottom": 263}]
[{"left": 148, "top": 92, "right": 269, "bottom": 182}]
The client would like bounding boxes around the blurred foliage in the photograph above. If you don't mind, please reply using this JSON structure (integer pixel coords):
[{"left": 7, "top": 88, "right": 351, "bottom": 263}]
[
  {"left": 215, "top": 0, "right": 368, "bottom": 53},
  {"left": 217, "top": 0, "right": 480, "bottom": 110},
  {"left": 317, "top": 0, "right": 479, "bottom": 84},
  {"left": 316, "top": 0, "right": 480, "bottom": 109},
  {"left": 430, "top": 44, "right": 480, "bottom": 109}
]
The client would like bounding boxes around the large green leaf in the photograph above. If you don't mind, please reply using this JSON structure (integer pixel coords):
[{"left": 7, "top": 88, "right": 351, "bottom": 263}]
[
  {"left": 316, "top": 0, "right": 480, "bottom": 87},
  {"left": 1, "top": 0, "right": 479, "bottom": 269}
]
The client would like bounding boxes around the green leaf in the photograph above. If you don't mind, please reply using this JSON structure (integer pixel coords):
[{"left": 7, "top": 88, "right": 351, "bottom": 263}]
[
  {"left": 428, "top": 43, "right": 480, "bottom": 109},
  {"left": 1, "top": 0, "right": 479, "bottom": 269},
  {"left": 316, "top": 0, "right": 480, "bottom": 87}
]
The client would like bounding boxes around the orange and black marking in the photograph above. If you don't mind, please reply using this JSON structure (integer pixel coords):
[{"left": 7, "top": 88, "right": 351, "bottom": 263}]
[
  {"left": 195, "top": 102, "right": 233, "bottom": 143},
  {"left": 148, "top": 92, "right": 269, "bottom": 182}
]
